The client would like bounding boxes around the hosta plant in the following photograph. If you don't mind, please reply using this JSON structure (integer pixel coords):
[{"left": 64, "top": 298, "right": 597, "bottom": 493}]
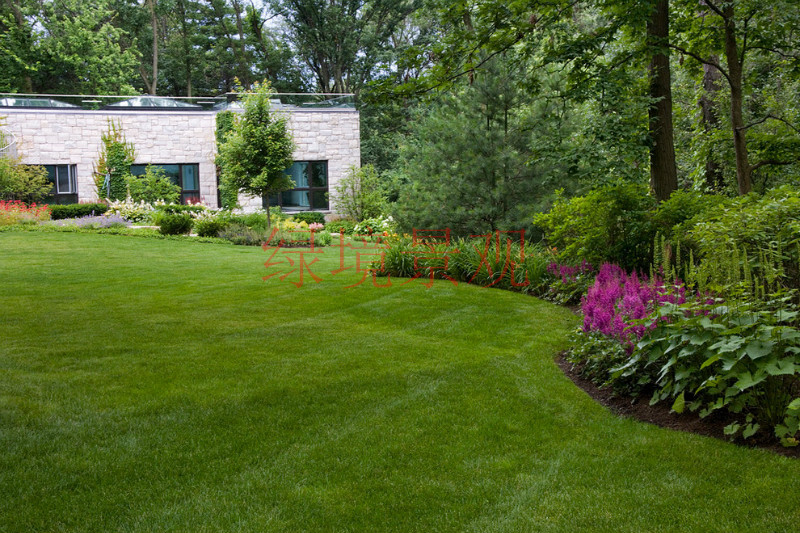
[{"left": 617, "top": 297, "right": 800, "bottom": 444}]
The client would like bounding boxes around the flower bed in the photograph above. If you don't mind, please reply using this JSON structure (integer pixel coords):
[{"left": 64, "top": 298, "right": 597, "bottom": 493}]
[{"left": 0, "top": 200, "right": 50, "bottom": 226}]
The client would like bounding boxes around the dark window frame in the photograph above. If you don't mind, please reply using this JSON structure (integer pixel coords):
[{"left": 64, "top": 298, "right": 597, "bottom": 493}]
[
  {"left": 263, "top": 160, "right": 329, "bottom": 211},
  {"left": 41, "top": 164, "right": 78, "bottom": 205},
  {"left": 130, "top": 163, "right": 200, "bottom": 205}
]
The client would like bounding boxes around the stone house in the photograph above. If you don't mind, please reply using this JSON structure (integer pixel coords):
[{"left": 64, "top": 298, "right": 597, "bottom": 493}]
[{"left": 0, "top": 95, "right": 360, "bottom": 212}]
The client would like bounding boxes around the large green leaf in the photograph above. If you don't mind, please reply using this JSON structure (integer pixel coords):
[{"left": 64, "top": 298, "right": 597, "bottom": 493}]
[
  {"left": 742, "top": 423, "right": 760, "bottom": 439},
  {"left": 733, "top": 371, "right": 767, "bottom": 391},
  {"left": 744, "top": 340, "right": 775, "bottom": 359},
  {"left": 671, "top": 392, "right": 685, "bottom": 414},
  {"left": 709, "top": 336, "right": 744, "bottom": 354},
  {"left": 700, "top": 353, "right": 722, "bottom": 369},
  {"left": 763, "top": 359, "right": 797, "bottom": 376}
]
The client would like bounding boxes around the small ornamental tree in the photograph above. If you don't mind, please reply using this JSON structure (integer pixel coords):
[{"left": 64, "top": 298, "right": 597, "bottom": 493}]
[
  {"left": 214, "top": 110, "right": 239, "bottom": 208},
  {"left": 1, "top": 118, "right": 53, "bottom": 203},
  {"left": 94, "top": 120, "right": 135, "bottom": 201},
  {"left": 127, "top": 165, "right": 181, "bottom": 204},
  {"left": 330, "top": 164, "right": 385, "bottom": 222},
  {"left": 218, "top": 81, "right": 295, "bottom": 227},
  {"left": 0, "top": 156, "right": 51, "bottom": 204}
]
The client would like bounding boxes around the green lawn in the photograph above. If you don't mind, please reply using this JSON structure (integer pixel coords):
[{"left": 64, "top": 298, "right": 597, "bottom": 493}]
[{"left": 1, "top": 231, "right": 798, "bottom": 532}]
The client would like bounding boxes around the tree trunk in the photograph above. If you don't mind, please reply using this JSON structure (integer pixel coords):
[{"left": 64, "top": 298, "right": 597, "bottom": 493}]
[
  {"left": 646, "top": 0, "right": 678, "bottom": 202},
  {"left": 722, "top": 3, "right": 750, "bottom": 195},
  {"left": 699, "top": 59, "right": 724, "bottom": 190}
]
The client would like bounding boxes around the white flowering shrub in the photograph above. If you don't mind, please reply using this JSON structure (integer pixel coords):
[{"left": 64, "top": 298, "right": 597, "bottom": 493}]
[
  {"left": 353, "top": 216, "right": 396, "bottom": 236},
  {"left": 191, "top": 208, "right": 227, "bottom": 237},
  {"left": 104, "top": 199, "right": 155, "bottom": 223}
]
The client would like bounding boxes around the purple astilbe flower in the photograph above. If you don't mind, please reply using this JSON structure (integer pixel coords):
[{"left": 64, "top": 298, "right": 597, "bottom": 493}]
[
  {"left": 581, "top": 263, "right": 687, "bottom": 344},
  {"left": 548, "top": 259, "right": 594, "bottom": 283}
]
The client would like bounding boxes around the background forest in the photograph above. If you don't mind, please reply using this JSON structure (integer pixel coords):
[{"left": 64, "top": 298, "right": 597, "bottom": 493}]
[{"left": 2, "top": 0, "right": 800, "bottom": 233}]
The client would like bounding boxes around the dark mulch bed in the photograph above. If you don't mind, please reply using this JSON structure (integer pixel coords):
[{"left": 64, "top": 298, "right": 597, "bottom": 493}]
[{"left": 556, "top": 352, "right": 799, "bottom": 459}]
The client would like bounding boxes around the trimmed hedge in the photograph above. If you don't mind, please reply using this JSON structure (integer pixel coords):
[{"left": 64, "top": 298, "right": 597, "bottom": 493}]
[
  {"left": 290, "top": 211, "right": 326, "bottom": 225},
  {"left": 49, "top": 203, "right": 108, "bottom": 220},
  {"left": 325, "top": 219, "right": 356, "bottom": 235},
  {"left": 155, "top": 204, "right": 207, "bottom": 215},
  {"left": 157, "top": 213, "right": 193, "bottom": 235}
]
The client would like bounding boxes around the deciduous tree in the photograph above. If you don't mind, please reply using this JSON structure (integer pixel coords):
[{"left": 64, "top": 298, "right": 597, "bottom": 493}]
[{"left": 218, "top": 82, "right": 295, "bottom": 226}]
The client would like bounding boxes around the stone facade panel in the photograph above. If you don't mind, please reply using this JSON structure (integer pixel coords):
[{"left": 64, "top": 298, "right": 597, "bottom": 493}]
[{"left": 3, "top": 107, "right": 359, "bottom": 213}]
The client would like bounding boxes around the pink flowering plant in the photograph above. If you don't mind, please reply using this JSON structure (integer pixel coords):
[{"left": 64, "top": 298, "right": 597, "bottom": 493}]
[
  {"left": 568, "top": 263, "right": 686, "bottom": 390},
  {"left": 572, "top": 261, "right": 800, "bottom": 446},
  {"left": 581, "top": 263, "right": 685, "bottom": 343},
  {"left": 544, "top": 259, "right": 595, "bottom": 305}
]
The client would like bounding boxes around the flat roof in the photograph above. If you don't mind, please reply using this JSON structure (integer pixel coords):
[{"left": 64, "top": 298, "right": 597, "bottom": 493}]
[{"left": 0, "top": 93, "right": 356, "bottom": 112}]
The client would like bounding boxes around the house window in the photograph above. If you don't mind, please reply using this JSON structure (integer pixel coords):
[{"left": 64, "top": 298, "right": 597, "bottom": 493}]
[
  {"left": 42, "top": 164, "right": 78, "bottom": 204},
  {"left": 263, "top": 161, "right": 328, "bottom": 211},
  {"left": 130, "top": 163, "right": 200, "bottom": 204}
]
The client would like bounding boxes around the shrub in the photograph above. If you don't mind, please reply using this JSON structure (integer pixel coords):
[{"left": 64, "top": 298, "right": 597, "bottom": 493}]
[
  {"left": 290, "top": 211, "right": 326, "bottom": 225},
  {"left": 569, "top": 260, "right": 800, "bottom": 446},
  {"left": 353, "top": 216, "right": 396, "bottom": 236},
  {"left": 192, "top": 211, "right": 227, "bottom": 237},
  {"left": 0, "top": 157, "right": 52, "bottom": 204},
  {"left": 156, "top": 213, "right": 193, "bottom": 235},
  {"left": 104, "top": 198, "right": 155, "bottom": 223},
  {"left": 50, "top": 203, "right": 108, "bottom": 220},
  {"left": 224, "top": 209, "right": 285, "bottom": 231},
  {"left": 620, "top": 299, "right": 800, "bottom": 445},
  {"left": 686, "top": 186, "right": 800, "bottom": 296},
  {"left": 650, "top": 189, "right": 726, "bottom": 240},
  {"left": 0, "top": 200, "right": 51, "bottom": 226},
  {"left": 127, "top": 165, "right": 181, "bottom": 204},
  {"left": 330, "top": 164, "right": 386, "bottom": 221},
  {"left": 326, "top": 219, "right": 356, "bottom": 235},
  {"left": 313, "top": 230, "right": 332, "bottom": 247},
  {"left": 534, "top": 182, "right": 656, "bottom": 272}
]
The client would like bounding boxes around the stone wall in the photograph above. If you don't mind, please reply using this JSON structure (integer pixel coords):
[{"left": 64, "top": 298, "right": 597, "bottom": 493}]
[
  {"left": 3, "top": 109, "right": 218, "bottom": 204},
  {"left": 237, "top": 109, "right": 361, "bottom": 212},
  {"left": 2, "top": 107, "right": 360, "bottom": 211}
]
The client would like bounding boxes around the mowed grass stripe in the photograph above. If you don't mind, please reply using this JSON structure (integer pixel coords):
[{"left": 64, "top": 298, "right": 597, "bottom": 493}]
[{"left": 0, "top": 231, "right": 798, "bottom": 532}]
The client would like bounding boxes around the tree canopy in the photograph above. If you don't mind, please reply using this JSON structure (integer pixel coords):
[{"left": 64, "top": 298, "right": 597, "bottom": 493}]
[
  {"left": 2, "top": 0, "right": 800, "bottom": 223},
  {"left": 217, "top": 81, "right": 295, "bottom": 221}
]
